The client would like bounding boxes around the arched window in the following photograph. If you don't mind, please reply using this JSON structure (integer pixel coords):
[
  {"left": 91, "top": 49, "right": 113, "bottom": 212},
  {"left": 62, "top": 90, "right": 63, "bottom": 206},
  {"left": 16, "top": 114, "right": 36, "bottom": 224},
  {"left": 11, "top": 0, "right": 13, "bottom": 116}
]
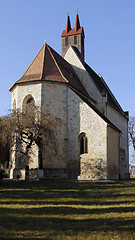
[
  {"left": 23, "top": 95, "right": 35, "bottom": 112},
  {"left": 78, "top": 132, "right": 88, "bottom": 155}
]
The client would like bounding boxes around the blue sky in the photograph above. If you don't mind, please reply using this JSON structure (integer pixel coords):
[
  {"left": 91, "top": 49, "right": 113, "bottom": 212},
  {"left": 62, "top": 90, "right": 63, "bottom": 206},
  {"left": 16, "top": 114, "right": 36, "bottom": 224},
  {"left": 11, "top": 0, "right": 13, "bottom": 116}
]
[{"left": 0, "top": 0, "right": 135, "bottom": 117}]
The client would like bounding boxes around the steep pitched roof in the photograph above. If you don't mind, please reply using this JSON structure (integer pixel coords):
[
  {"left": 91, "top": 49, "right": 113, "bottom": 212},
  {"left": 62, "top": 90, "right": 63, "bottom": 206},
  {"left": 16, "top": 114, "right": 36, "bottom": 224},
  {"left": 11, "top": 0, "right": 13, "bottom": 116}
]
[
  {"left": 75, "top": 13, "right": 80, "bottom": 31},
  {"left": 9, "top": 43, "right": 91, "bottom": 100},
  {"left": 71, "top": 46, "right": 126, "bottom": 116},
  {"left": 84, "top": 63, "right": 124, "bottom": 113},
  {"left": 66, "top": 15, "right": 71, "bottom": 33}
]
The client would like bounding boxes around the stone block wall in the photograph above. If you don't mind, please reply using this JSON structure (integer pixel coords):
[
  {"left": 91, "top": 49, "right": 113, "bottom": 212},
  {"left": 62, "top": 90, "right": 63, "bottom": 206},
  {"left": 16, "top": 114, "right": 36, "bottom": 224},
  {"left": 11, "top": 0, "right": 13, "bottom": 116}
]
[
  {"left": 68, "top": 87, "right": 108, "bottom": 180},
  {"left": 41, "top": 82, "right": 68, "bottom": 175},
  {"left": 78, "top": 157, "right": 107, "bottom": 180},
  {"left": 62, "top": 34, "right": 84, "bottom": 60},
  {"left": 10, "top": 83, "right": 42, "bottom": 178},
  {"left": 11, "top": 82, "right": 42, "bottom": 109},
  {"left": 64, "top": 46, "right": 105, "bottom": 114},
  {"left": 107, "top": 126, "right": 120, "bottom": 180},
  {"left": 107, "top": 104, "right": 129, "bottom": 179}
]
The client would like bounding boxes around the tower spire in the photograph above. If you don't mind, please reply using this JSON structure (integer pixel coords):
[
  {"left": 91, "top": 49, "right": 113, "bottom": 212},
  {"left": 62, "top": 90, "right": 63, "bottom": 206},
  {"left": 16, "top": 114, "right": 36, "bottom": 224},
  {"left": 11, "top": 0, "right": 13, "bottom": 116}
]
[
  {"left": 66, "top": 14, "right": 71, "bottom": 33},
  {"left": 75, "top": 13, "right": 80, "bottom": 31}
]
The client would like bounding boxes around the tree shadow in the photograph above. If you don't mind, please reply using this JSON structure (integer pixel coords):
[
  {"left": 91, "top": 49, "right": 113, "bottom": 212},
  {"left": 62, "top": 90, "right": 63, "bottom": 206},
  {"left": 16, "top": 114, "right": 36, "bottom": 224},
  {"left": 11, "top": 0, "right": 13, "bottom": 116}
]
[{"left": 0, "top": 181, "right": 135, "bottom": 239}]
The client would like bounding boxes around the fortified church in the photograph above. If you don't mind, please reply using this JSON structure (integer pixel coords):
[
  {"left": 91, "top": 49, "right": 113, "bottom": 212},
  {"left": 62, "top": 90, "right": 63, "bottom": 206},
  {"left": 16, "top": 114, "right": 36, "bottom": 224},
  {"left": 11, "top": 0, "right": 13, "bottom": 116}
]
[{"left": 9, "top": 14, "right": 129, "bottom": 180}]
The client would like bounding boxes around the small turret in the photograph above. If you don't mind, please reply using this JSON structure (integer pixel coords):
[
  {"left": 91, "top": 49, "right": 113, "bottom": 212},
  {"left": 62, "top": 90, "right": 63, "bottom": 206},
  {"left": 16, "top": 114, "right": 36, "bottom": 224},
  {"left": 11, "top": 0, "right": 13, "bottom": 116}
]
[{"left": 61, "top": 13, "right": 85, "bottom": 62}]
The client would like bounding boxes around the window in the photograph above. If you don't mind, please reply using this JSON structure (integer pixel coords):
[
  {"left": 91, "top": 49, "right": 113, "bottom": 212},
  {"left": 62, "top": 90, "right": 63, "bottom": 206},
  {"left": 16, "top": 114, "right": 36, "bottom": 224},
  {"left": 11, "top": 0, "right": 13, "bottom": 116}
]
[
  {"left": 27, "top": 97, "right": 34, "bottom": 104},
  {"left": 23, "top": 95, "right": 35, "bottom": 113},
  {"left": 78, "top": 132, "right": 88, "bottom": 154},
  {"left": 74, "top": 36, "right": 77, "bottom": 44},
  {"left": 65, "top": 37, "right": 68, "bottom": 46}
]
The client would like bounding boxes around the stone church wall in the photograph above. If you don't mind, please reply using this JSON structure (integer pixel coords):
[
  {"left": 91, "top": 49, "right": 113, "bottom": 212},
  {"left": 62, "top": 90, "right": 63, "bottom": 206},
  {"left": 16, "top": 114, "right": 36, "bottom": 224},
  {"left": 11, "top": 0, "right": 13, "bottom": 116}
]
[
  {"left": 64, "top": 47, "right": 105, "bottom": 113},
  {"left": 41, "top": 82, "right": 68, "bottom": 178},
  {"left": 107, "top": 125, "right": 120, "bottom": 179},
  {"left": 106, "top": 104, "right": 129, "bottom": 179},
  {"left": 67, "top": 88, "right": 108, "bottom": 180},
  {"left": 11, "top": 82, "right": 42, "bottom": 109},
  {"left": 10, "top": 83, "right": 42, "bottom": 178}
]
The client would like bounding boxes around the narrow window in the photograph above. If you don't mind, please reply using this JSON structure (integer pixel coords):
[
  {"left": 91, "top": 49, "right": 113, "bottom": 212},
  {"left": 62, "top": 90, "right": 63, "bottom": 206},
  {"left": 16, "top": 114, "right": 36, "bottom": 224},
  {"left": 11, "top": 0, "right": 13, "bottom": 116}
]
[
  {"left": 78, "top": 132, "right": 88, "bottom": 154},
  {"left": 84, "top": 136, "right": 88, "bottom": 153},
  {"left": 80, "top": 136, "right": 84, "bottom": 154},
  {"left": 74, "top": 35, "right": 77, "bottom": 44},
  {"left": 65, "top": 37, "right": 68, "bottom": 46},
  {"left": 23, "top": 95, "right": 35, "bottom": 113}
]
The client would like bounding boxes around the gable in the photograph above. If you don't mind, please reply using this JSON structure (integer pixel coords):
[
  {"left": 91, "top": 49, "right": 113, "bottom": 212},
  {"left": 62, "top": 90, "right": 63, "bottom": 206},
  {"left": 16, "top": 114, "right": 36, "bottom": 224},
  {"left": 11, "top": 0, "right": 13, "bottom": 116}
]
[
  {"left": 64, "top": 46, "right": 101, "bottom": 103},
  {"left": 65, "top": 45, "right": 127, "bottom": 118}
]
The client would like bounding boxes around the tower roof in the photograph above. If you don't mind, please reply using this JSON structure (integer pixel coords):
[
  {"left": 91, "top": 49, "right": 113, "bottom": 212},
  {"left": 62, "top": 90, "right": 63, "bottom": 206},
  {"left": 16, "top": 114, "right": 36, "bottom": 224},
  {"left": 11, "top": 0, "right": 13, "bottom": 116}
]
[
  {"left": 9, "top": 43, "right": 89, "bottom": 99},
  {"left": 75, "top": 13, "right": 80, "bottom": 31},
  {"left": 61, "top": 14, "right": 84, "bottom": 37},
  {"left": 66, "top": 15, "right": 71, "bottom": 33}
]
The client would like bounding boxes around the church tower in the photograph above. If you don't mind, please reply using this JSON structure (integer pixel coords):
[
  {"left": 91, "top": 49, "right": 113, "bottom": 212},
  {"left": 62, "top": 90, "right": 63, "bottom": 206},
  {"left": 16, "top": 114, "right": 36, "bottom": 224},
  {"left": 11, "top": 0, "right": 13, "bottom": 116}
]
[{"left": 61, "top": 13, "right": 85, "bottom": 62}]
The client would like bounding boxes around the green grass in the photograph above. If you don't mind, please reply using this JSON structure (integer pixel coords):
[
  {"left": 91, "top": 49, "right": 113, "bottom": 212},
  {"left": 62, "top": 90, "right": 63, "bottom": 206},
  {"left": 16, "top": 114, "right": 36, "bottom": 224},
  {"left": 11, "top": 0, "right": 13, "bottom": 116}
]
[{"left": 0, "top": 180, "right": 135, "bottom": 240}]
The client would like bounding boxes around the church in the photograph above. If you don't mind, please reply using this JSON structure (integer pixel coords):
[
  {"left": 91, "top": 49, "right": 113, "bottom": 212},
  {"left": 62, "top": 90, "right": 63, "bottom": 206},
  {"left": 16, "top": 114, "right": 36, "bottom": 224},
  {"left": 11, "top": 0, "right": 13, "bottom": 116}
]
[{"left": 9, "top": 14, "right": 129, "bottom": 180}]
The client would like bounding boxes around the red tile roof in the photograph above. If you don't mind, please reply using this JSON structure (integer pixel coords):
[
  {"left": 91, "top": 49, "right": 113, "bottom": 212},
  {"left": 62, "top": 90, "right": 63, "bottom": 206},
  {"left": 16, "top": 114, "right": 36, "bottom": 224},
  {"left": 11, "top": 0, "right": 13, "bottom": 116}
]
[{"left": 10, "top": 43, "right": 91, "bottom": 100}]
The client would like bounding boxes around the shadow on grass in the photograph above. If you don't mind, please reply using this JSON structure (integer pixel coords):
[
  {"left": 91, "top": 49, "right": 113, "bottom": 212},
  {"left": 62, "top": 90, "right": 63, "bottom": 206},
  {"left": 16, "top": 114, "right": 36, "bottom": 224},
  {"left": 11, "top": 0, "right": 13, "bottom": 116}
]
[
  {"left": 0, "top": 180, "right": 135, "bottom": 239},
  {"left": 1, "top": 212, "right": 135, "bottom": 238}
]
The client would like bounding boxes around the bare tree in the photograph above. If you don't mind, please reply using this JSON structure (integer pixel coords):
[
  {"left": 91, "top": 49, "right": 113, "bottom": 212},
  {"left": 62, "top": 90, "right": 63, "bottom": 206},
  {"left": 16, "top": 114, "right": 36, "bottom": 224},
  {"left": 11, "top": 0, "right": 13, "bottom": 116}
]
[
  {"left": 128, "top": 117, "right": 135, "bottom": 151},
  {"left": 0, "top": 107, "right": 61, "bottom": 168},
  {"left": 0, "top": 120, "right": 10, "bottom": 168}
]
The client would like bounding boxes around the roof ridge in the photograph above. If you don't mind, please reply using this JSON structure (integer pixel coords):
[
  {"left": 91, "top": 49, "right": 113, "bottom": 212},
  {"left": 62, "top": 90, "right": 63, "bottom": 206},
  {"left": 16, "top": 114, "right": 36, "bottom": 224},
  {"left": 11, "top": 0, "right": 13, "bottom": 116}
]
[
  {"left": 84, "top": 62, "right": 124, "bottom": 113},
  {"left": 98, "top": 75, "right": 123, "bottom": 112},
  {"left": 46, "top": 45, "right": 68, "bottom": 83},
  {"left": 41, "top": 43, "right": 46, "bottom": 79}
]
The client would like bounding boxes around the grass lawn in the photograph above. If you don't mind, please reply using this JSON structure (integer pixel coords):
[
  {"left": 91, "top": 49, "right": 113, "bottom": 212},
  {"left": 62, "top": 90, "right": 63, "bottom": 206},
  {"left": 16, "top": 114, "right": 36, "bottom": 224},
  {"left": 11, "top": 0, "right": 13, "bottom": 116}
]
[{"left": 0, "top": 180, "right": 135, "bottom": 240}]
